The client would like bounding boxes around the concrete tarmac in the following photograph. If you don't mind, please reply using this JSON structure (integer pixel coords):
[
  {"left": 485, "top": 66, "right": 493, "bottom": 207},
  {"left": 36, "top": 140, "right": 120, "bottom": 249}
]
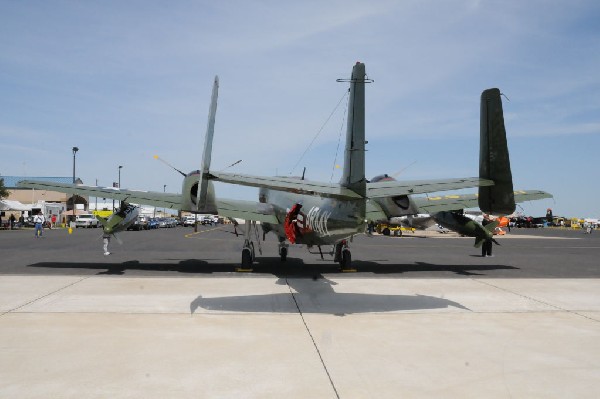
[{"left": 1, "top": 226, "right": 599, "bottom": 398}]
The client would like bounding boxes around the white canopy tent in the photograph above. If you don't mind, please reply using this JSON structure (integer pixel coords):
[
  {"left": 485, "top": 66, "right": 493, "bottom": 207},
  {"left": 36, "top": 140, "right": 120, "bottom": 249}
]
[{"left": 0, "top": 199, "right": 32, "bottom": 211}]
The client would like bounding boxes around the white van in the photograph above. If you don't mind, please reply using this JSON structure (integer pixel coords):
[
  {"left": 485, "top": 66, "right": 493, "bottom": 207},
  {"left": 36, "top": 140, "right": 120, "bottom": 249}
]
[
  {"left": 183, "top": 215, "right": 197, "bottom": 227},
  {"left": 75, "top": 214, "right": 99, "bottom": 228}
]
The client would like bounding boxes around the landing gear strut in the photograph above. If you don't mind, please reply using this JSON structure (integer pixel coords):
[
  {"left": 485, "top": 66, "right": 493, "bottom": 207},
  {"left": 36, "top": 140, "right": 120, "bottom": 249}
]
[
  {"left": 278, "top": 239, "right": 288, "bottom": 262},
  {"left": 237, "top": 221, "right": 262, "bottom": 272}
]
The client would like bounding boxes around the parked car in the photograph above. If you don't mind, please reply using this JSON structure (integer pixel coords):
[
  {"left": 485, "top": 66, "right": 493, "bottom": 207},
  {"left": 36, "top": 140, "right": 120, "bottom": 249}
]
[
  {"left": 127, "top": 216, "right": 148, "bottom": 231},
  {"left": 147, "top": 218, "right": 159, "bottom": 229},
  {"left": 200, "top": 215, "right": 219, "bottom": 225},
  {"left": 157, "top": 217, "right": 177, "bottom": 228},
  {"left": 75, "top": 214, "right": 99, "bottom": 228}
]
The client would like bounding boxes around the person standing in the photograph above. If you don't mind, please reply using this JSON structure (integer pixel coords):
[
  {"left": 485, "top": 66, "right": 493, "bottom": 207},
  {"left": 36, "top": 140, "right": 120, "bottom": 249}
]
[
  {"left": 10, "top": 214, "right": 16, "bottom": 230},
  {"left": 102, "top": 233, "right": 111, "bottom": 255},
  {"left": 33, "top": 212, "right": 45, "bottom": 237}
]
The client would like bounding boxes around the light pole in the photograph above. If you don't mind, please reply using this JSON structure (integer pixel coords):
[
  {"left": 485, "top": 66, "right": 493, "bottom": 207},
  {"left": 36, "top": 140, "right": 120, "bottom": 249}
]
[
  {"left": 118, "top": 165, "right": 123, "bottom": 208},
  {"left": 71, "top": 147, "right": 79, "bottom": 222},
  {"left": 163, "top": 184, "right": 166, "bottom": 217},
  {"left": 72, "top": 147, "right": 79, "bottom": 184}
]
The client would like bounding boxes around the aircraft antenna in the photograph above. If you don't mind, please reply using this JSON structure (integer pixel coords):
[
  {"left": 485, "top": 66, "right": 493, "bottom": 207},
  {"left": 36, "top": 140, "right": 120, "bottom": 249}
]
[
  {"left": 153, "top": 155, "right": 186, "bottom": 177},
  {"left": 218, "top": 159, "right": 242, "bottom": 172},
  {"left": 392, "top": 161, "right": 418, "bottom": 178},
  {"left": 330, "top": 89, "right": 350, "bottom": 182},
  {"left": 289, "top": 89, "right": 349, "bottom": 175}
]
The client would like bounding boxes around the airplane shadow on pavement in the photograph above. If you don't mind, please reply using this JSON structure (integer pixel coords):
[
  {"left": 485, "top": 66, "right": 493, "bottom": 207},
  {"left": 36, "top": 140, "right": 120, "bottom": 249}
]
[
  {"left": 27, "top": 257, "right": 519, "bottom": 277},
  {"left": 189, "top": 274, "right": 471, "bottom": 316},
  {"left": 24, "top": 259, "right": 515, "bottom": 316}
]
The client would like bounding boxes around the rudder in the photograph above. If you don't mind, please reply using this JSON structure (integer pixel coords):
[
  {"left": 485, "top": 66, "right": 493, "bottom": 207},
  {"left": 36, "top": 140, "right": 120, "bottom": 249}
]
[
  {"left": 340, "top": 62, "right": 367, "bottom": 198},
  {"left": 479, "top": 88, "right": 515, "bottom": 216}
]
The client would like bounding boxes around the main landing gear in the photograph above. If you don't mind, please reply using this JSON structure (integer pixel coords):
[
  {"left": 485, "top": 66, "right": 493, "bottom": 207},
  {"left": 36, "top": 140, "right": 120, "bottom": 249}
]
[
  {"left": 278, "top": 239, "right": 289, "bottom": 262},
  {"left": 334, "top": 240, "right": 355, "bottom": 272},
  {"left": 237, "top": 221, "right": 262, "bottom": 272}
]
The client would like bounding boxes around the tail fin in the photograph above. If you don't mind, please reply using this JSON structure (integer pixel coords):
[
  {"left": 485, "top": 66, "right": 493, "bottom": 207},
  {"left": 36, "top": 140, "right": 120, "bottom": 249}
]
[
  {"left": 340, "top": 62, "right": 367, "bottom": 198},
  {"left": 196, "top": 76, "right": 219, "bottom": 212},
  {"left": 474, "top": 220, "right": 499, "bottom": 247},
  {"left": 479, "top": 88, "right": 515, "bottom": 216}
]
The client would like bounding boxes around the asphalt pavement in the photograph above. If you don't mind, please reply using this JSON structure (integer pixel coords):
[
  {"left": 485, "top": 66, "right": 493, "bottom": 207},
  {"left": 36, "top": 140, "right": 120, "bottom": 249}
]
[
  {"left": 1, "top": 225, "right": 599, "bottom": 398},
  {"left": 1, "top": 224, "right": 598, "bottom": 278}
]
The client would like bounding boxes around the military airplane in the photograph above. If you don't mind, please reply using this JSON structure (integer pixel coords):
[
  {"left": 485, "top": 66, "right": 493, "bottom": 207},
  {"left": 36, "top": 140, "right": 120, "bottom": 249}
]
[
  {"left": 369, "top": 177, "right": 552, "bottom": 256},
  {"left": 18, "top": 62, "right": 550, "bottom": 270},
  {"left": 96, "top": 201, "right": 139, "bottom": 241}
]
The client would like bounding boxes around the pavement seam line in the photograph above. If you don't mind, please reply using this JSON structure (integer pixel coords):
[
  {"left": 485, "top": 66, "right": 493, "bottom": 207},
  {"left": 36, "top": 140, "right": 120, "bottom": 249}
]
[
  {"left": 184, "top": 226, "right": 223, "bottom": 238},
  {"left": 0, "top": 276, "right": 92, "bottom": 317},
  {"left": 285, "top": 277, "right": 340, "bottom": 399},
  {"left": 472, "top": 279, "right": 600, "bottom": 323}
]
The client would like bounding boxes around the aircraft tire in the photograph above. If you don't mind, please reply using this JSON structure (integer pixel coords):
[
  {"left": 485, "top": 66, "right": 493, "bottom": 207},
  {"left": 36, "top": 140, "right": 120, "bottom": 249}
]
[
  {"left": 280, "top": 247, "right": 287, "bottom": 262},
  {"left": 241, "top": 248, "right": 252, "bottom": 268},
  {"left": 341, "top": 249, "right": 351, "bottom": 270}
]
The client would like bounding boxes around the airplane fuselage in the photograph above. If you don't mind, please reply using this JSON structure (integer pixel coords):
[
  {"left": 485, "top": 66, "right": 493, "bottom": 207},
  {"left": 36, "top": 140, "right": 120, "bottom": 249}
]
[{"left": 259, "top": 187, "right": 366, "bottom": 246}]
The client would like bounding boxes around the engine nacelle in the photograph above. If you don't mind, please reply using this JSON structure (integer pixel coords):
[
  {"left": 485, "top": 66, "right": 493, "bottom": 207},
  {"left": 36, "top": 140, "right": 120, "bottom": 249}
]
[
  {"left": 389, "top": 214, "right": 436, "bottom": 229},
  {"left": 370, "top": 174, "right": 420, "bottom": 218},
  {"left": 180, "top": 171, "right": 218, "bottom": 213}
]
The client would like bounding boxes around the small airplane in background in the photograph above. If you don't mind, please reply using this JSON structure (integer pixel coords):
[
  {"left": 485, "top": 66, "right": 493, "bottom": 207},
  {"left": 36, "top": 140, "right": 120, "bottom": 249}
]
[
  {"left": 96, "top": 201, "right": 140, "bottom": 242},
  {"left": 19, "top": 62, "right": 552, "bottom": 269},
  {"left": 370, "top": 177, "right": 551, "bottom": 256}
]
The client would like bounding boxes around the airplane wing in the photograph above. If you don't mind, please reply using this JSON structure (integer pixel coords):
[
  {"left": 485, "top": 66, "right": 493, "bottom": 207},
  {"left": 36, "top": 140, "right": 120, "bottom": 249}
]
[
  {"left": 211, "top": 172, "right": 494, "bottom": 200},
  {"left": 413, "top": 190, "right": 553, "bottom": 214},
  {"left": 366, "top": 177, "right": 495, "bottom": 198},
  {"left": 215, "top": 199, "right": 279, "bottom": 224},
  {"left": 366, "top": 201, "right": 388, "bottom": 222},
  {"left": 18, "top": 180, "right": 182, "bottom": 209},
  {"left": 209, "top": 171, "right": 363, "bottom": 199},
  {"left": 17, "top": 179, "right": 280, "bottom": 224}
]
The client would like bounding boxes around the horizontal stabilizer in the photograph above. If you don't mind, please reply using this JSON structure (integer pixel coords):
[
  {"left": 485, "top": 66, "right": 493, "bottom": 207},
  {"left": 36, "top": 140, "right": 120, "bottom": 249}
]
[
  {"left": 367, "top": 177, "right": 494, "bottom": 199},
  {"left": 210, "top": 171, "right": 363, "bottom": 199},
  {"left": 413, "top": 189, "right": 553, "bottom": 214}
]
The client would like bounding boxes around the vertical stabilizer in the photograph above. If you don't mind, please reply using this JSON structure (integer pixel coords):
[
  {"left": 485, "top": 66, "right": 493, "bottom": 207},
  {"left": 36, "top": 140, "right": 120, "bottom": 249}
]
[
  {"left": 479, "top": 88, "right": 515, "bottom": 215},
  {"left": 197, "top": 76, "right": 219, "bottom": 211},
  {"left": 340, "top": 62, "right": 367, "bottom": 197}
]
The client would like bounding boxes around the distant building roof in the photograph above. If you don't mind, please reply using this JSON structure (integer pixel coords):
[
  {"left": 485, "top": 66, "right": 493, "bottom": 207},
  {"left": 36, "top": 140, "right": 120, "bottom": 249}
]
[{"left": 1, "top": 176, "right": 82, "bottom": 188}]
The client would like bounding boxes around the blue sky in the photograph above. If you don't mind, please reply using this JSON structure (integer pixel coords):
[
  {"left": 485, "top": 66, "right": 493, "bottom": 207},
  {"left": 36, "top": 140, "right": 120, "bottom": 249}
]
[{"left": 1, "top": 1, "right": 599, "bottom": 218}]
